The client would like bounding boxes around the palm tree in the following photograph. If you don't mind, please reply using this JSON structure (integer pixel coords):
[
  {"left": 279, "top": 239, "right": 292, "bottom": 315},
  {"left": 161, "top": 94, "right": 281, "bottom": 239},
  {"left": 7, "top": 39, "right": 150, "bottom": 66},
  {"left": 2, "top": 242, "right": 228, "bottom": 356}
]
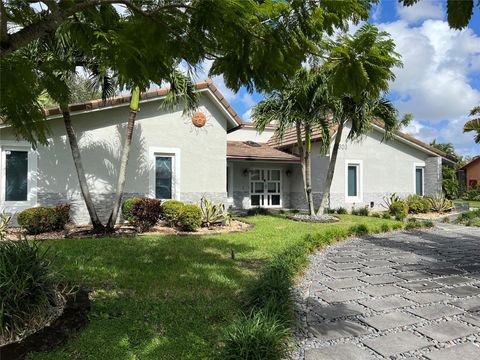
[
  {"left": 464, "top": 105, "right": 480, "bottom": 143},
  {"left": 105, "top": 73, "right": 198, "bottom": 231},
  {"left": 253, "top": 69, "right": 331, "bottom": 215},
  {"left": 316, "top": 95, "right": 401, "bottom": 215}
]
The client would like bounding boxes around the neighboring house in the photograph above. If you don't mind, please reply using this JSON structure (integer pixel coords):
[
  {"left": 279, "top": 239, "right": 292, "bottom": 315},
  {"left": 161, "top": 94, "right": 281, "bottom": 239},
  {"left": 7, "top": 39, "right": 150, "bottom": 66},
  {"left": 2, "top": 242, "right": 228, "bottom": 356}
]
[
  {"left": 0, "top": 80, "right": 456, "bottom": 224},
  {"left": 460, "top": 157, "right": 480, "bottom": 191}
]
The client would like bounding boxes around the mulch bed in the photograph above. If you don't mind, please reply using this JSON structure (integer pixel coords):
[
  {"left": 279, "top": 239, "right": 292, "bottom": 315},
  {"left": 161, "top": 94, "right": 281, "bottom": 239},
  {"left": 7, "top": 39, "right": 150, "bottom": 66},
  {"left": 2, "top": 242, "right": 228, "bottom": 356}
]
[
  {"left": 288, "top": 214, "right": 340, "bottom": 223},
  {"left": 5, "top": 220, "right": 252, "bottom": 241},
  {"left": 0, "top": 288, "right": 91, "bottom": 360}
]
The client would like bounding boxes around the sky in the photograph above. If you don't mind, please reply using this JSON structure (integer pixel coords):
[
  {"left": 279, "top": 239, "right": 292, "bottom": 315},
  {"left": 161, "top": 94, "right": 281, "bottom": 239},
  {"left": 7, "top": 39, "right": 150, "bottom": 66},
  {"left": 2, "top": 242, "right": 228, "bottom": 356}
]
[{"left": 201, "top": 0, "right": 480, "bottom": 157}]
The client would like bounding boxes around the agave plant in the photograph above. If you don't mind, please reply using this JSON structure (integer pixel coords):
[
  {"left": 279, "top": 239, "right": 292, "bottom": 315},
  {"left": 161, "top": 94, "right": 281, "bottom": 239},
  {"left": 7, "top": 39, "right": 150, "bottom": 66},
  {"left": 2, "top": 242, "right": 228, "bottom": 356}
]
[
  {"left": 200, "top": 196, "right": 228, "bottom": 227},
  {"left": 381, "top": 193, "right": 400, "bottom": 210},
  {"left": 427, "top": 193, "right": 454, "bottom": 213},
  {"left": 0, "top": 210, "right": 11, "bottom": 241}
]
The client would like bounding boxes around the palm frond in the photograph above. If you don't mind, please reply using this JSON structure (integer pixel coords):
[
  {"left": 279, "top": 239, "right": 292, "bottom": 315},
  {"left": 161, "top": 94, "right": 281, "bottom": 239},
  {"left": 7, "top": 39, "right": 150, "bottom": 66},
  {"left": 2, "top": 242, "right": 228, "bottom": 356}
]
[{"left": 464, "top": 118, "right": 480, "bottom": 144}]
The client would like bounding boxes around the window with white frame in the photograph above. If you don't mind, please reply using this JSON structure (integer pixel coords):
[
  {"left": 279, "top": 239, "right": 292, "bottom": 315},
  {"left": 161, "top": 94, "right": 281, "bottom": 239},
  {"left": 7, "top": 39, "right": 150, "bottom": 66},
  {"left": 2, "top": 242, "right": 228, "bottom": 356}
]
[
  {"left": 345, "top": 160, "right": 362, "bottom": 202},
  {"left": 149, "top": 147, "right": 180, "bottom": 200},
  {"left": 415, "top": 166, "right": 424, "bottom": 196},
  {"left": 155, "top": 156, "right": 173, "bottom": 199},
  {"left": 226, "top": 164, "right": 233, "bottom": 199},
  {"left": 1, "top": 143, "right": 37, "bottom": 208}
]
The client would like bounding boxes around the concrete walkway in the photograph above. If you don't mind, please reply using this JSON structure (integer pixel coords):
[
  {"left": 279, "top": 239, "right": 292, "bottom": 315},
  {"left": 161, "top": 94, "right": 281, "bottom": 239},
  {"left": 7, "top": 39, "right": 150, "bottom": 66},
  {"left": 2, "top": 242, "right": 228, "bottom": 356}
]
[{"left": 293, "top": 224, "right": 480, "bottom": 360}]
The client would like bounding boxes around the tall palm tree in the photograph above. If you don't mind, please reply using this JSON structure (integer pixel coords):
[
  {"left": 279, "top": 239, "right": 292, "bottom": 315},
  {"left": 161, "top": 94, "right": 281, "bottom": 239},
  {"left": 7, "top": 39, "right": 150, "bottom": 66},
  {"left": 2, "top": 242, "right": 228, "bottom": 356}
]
[
  {"left": 253, "top": 68, "right": 330, "bottom": 215},
  {"left": 464, "top": 105, "right": 480, "bottom": 143},
  {"left": 316, "top": 95, "right": 400, "bottom": 215}
]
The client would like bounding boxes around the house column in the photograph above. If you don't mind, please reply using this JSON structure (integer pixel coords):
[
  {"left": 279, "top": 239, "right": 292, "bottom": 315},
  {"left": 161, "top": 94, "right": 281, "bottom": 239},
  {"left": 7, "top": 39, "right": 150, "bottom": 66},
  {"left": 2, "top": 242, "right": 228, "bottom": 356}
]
[{"left": 425, "top": 156, "right": 442, "bottom": 196}]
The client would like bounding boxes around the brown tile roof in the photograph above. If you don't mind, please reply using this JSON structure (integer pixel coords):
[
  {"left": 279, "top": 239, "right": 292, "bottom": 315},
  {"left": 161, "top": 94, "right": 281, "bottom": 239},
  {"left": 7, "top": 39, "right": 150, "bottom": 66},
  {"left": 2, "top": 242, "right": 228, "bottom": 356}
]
[
  {"left": 227, "top": 141, "right": 300, "bottom": 162},
  {"left": 267, "top": 119, "right": 456, "bottom": 162},
  {"left": 42, "top": 80, "right": 242, "bottom": 125}
]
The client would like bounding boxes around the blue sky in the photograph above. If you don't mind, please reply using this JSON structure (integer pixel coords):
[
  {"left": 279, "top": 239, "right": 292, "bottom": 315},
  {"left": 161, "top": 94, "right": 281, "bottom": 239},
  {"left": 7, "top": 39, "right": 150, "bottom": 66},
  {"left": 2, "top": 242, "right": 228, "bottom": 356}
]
[{"left": 207, "top": 0, "right": 480, "bottom": 157}]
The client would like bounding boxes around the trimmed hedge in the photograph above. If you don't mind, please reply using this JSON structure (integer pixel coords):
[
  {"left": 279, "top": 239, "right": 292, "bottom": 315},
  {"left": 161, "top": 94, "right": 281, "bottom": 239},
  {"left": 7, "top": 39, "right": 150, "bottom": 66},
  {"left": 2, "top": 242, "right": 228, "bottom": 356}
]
[
  {"left": 17, "top": 204, "right": 71, "bottom": 235},
  {"left": 162, "top": 200, "right": 184, "bottom": 226},
  {"left": 122, "top": 197, "right": 142, "bottom": 223},
  {"left": 178, "top": 204, "right": 202, "bottom": 231}
]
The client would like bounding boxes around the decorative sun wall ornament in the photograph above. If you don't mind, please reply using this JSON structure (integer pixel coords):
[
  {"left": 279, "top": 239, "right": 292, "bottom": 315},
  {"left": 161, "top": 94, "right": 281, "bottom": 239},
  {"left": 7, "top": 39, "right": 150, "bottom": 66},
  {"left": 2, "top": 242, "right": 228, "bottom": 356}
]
[{"left": 191, "top": 111, "right": 207, "bottom": 128}]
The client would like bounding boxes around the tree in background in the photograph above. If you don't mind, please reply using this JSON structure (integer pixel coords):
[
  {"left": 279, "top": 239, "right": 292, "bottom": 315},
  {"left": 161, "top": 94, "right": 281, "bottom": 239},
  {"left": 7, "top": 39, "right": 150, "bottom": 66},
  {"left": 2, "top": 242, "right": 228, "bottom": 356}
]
[
  {"left": 399, "top": 0, "right": 479, "bottom": 29},
  {"left": 464, "top": 105, "right": 480, "bottom": 144}
]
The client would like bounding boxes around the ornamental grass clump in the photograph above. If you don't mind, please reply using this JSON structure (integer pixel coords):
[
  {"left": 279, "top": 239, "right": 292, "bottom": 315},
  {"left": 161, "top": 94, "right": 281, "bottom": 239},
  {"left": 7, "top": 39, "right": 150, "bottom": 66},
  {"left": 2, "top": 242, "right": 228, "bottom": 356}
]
[{"left": 0, "top": 241, "right": 63, "bottom": 345}]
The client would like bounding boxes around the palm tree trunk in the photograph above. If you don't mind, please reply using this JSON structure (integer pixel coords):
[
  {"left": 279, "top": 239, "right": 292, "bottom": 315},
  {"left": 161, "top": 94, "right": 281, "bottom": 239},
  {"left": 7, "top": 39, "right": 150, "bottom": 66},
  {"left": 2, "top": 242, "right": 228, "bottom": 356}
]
[
  {"left": 295, "top": 121, "right": 314, "bottom": 215},
  {"left": 317, "top": 120, "right": 345, "bottom": 215},
  {"left": 62, "top": 106, "right": 105, "bottom": 232},
  {"left": 304, "top": 124, "right": 315, "bottom": 215},
  {"left": 106, "top": 87, "right": 140, "bottom": 231}
]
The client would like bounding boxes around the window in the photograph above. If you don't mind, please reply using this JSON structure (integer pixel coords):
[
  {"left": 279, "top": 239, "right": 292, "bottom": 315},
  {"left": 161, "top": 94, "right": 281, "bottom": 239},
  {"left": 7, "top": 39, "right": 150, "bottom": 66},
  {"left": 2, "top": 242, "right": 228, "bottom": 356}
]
[
  {"left": 149, "top": 147, "right": 180, "bottom": 200},
  {"left": 155, "top": 156, "right": 172, "bottom": 199},
  {"left": 415, "top": 166, "right": 424, "bottom": 196},
  {"left": 1, "top": 144, "right": 37, "bottom": 209},
  {"left": 345, "top": 160, "right": 362, "bottom": 202},
  {"left": 347, "top": 165, "right": 358, "bottom": 197},
  {"left": 5, "top": 150, "right": 28, "bottom": 201}
]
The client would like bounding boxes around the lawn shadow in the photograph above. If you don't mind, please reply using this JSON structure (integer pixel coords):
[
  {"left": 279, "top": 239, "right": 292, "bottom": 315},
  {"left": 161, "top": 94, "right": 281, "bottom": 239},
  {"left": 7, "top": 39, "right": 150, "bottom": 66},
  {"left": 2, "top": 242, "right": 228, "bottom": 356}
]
[{"left": 31, "top": 234, "right": 261, "bottom": 359}]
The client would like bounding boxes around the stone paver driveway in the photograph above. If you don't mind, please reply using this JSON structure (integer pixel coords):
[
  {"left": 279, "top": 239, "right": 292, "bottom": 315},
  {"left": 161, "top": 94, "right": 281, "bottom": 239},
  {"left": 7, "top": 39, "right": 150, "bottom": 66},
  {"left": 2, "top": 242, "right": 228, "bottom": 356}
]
[{"left": 294, "top": 224, "right": 480, "bottom": 360}]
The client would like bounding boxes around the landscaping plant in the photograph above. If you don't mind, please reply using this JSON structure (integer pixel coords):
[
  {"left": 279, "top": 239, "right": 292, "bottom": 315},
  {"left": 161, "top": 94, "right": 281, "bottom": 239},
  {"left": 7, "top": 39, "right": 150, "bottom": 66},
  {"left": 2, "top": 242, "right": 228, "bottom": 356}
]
[
  {"left": 121, "top": 197, "right": 142, "bottom": 223},
  {"left": 162, "top": 200, "right": 184, "bottom": 227},
  {"left": 427, "top": 193, "right": 454, "bottom": 213},
  {"left": 389, "top": 201, "right": 409, "bottom": 221},
  {"left": 381, "top": 193, "right": 401, "bottom": 210},
  {"left": 129, "top": 198, "right": 162, "bottom": 232},
  {"left": 17, "top": 205, "right": 70, "bottom": 235},
  {"left": 0, "top": 241, "right": 62, "bottom": 344},
  {"left": 178, "top": 205, "right": 202, "bottom": 232},
  {"left": 200, "top": 196, "right": 228, "bottom": 227},
  {"left": 0, "top": 210, "right": 11, "bottom": 240}
]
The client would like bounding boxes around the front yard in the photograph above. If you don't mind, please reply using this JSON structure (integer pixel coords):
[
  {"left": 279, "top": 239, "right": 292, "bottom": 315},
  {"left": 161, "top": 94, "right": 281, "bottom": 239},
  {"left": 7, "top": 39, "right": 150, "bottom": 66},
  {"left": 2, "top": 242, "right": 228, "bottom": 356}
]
[{"left": 28, "top": 215, "right": 400, "bottom": 360}]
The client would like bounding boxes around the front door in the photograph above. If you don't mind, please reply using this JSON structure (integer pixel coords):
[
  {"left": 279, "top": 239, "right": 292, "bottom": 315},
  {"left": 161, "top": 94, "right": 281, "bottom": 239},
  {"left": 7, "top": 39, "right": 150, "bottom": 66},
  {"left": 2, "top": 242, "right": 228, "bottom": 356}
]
[{"left": 250, "top": 169, "right": 282, "bottom": 208}]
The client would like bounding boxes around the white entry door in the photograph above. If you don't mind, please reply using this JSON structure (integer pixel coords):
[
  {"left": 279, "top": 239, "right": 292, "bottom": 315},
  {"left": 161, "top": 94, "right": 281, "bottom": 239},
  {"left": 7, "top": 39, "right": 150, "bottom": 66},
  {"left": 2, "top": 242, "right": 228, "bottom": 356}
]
[{"left": 250, "top": 169, "right": 282, "bottom": 207}]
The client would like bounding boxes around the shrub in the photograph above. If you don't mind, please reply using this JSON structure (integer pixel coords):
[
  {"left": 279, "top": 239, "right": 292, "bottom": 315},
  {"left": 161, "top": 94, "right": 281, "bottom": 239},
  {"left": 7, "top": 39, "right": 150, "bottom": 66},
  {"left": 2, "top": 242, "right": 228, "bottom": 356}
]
[
  {"left": 391, "top": 223, "right": 403, "bottom": 230},
  {"left": 128, "top": 198, "right": 162, "bottom": 231},
  {"left": 0, "top": 210, "right": 12, "bottom": 240},
  {"left": 463, "top": 185, "right": 480, "bottom": 201},
  {"left": 371, "top": 212, "right": 381, "bottom": 218},
  {"left": 178, "top": 204, "right": 202, "bottom": 231},
  {"left": 389, "top": 201, "right": 409, "bottom": 220},
  {"left": 348, "top": 224, "right": 369, "bottom": 236},
  {"left": 382, "top": 193, "right": 400, "bottom": 210},
  {"left": 17, "top": 204, "right": 70, "bottom": 235},
  {"left": 325, "top": 208, "right": 336, "bottom": 214},
  {"left": 381, "top": 212, "right": 391, "bottom": 220},
  {"left": 420, "top": 198, "right": 432, "bottom": 213},
  {"left": 427, "top": 193, "right": 454, "bottom": 213},
  {"left": 405, "top": 221, "right": 422, "bottom": 230},
  {"left": 0, "top": 241, "right": 61, "bottom": 343},
  {"left": 221, "top": 311, "right": 290, "bottom": 360},
  {"left": 122, "top": 197, "right": 141, "bottom": 222},
  {"left": 357, "top": 207, "right": 369, "bottom": 216},
  {"left": 423, "top": 220, "right": 434, "bottom": 228},
  {"left": 442, "top": 217, "right": 451, "bottom": 223},
  {"left": 200, "top": 196, "right": 228, "bottom": 227},
  {"left": 380, "top": 223, "right": 390, "bottom": 232},
  {"left": 247, "top": 207, "right": 270, "bottom": 216},
  {"left": 162, "top": 200, "right": 184, "bottom": 226},
  {"left": 336, "top": 207, "right": 348, "bottom": 214}
]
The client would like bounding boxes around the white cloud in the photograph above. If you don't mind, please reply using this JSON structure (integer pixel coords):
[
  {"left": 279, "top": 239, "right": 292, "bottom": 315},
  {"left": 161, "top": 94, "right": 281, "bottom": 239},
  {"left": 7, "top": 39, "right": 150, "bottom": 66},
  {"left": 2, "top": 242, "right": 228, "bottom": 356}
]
[
  {"left": 240, "top": 93, "right": 256, "bottom": 108},
  {"left": 242, "top": 109, "right": 252, "bottom": 122},
  {"left": 377, "top": 19, "right": 480, "bottom": 156},
  {"left": 396, "top": 1, "right": 443, "bottom": 23},
  {"left": 378, "top": 20, "right": 480, "bottom": 154}
]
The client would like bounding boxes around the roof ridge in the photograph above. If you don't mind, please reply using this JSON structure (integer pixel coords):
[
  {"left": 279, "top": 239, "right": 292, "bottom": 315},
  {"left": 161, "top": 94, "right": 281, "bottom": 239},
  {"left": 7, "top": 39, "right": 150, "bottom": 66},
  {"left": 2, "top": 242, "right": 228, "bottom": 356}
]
[{"left": 42, "top": 80, "right": 242, "bottom": 125}]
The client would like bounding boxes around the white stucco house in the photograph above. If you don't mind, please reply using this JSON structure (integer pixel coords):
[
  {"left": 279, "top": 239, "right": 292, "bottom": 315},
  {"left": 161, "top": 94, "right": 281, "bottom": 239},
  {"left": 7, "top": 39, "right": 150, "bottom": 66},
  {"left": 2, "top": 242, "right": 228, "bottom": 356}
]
[{"left": 0, "top": 80, "right": 456, "bottom": 223}]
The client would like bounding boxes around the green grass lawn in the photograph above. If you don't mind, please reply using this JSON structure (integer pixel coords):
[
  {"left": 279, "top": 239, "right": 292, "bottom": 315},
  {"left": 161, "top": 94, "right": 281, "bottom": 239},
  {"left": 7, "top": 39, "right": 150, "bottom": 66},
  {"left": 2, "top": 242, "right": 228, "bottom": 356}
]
[
  {"left": 29, "top": 215, "right": 399, "bottom": 360},
  {"left": 454, "top": 200, "right": 480, "bottom": 208}
]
